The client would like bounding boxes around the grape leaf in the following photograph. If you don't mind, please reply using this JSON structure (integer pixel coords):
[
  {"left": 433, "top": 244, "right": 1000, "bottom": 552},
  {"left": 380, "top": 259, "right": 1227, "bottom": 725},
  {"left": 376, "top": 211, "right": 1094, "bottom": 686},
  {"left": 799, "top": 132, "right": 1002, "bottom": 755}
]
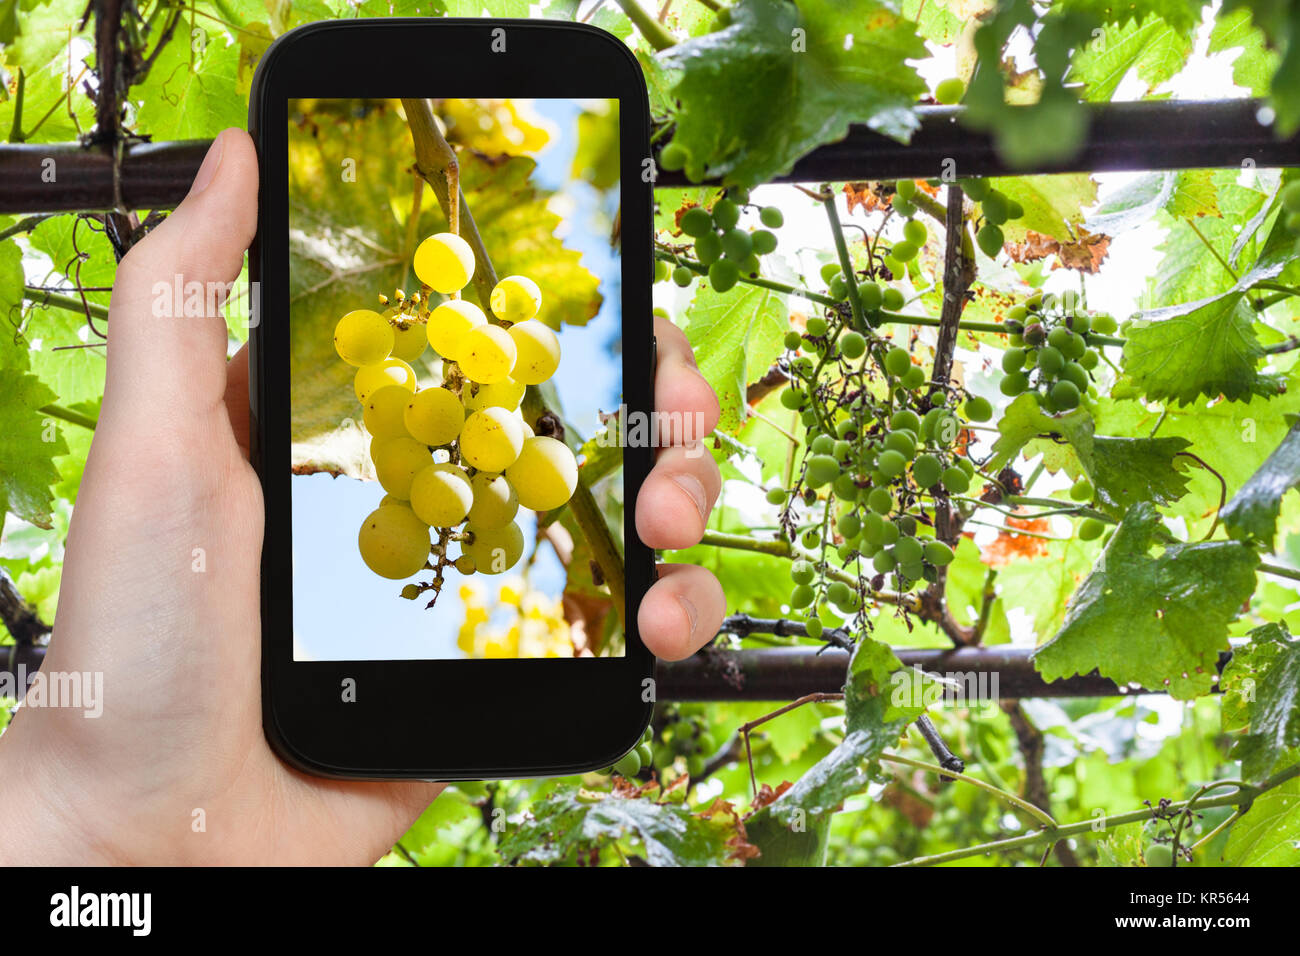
[
  {"left": 496, "top": 788, "right": 750, "bottom": 866},
  {"left": 132, "top": 32, "right": 246, "bottom": 141},
  {"left": 1208, "top": 6, "right": 1278, "bottom": 97},
  {"left": 1067, "top": 14, "right": 1196, "bottom": 102},
  {"left": 1223, "top": 777, "right": 1300, "bottom": 866},
  {"left": 1221, "top": 422, "right": 1300, "bottom": 546},
  {"left": 1085, "top": 170, "right": 1218, "bottom": 237},
  {"left": 1055, "top": 0, "right": 1203, "bottom": 33},
  {"left": 988, "top": 174, "right": 1097, "bottom": 245},
  {"left": 1221, "top": 622, "right": 1300, "bottom": 784},
  {"left": 744, "top": 801, "right": 832, "bottom": 866},
  {"left": 1222, "top": 0, "right": 1300, "bottom": 135},
  {"left": 1033, "top": 502, "right": 1259, "bottom": 700},
  {"left": 987, "top": 392, "right": 1093, "bottom": 472},
  {"left": 682, "top": 281, "right": 788, "bottom": 434},
  {"left": 1082, "top": 436, "right": 1192, "bottom": 514},
  {"left": 1118, "top": 292, "right": 1277, "bottom": 405},
  {"left": 660, "top": 0, "right": 927, "bottom": 187}
]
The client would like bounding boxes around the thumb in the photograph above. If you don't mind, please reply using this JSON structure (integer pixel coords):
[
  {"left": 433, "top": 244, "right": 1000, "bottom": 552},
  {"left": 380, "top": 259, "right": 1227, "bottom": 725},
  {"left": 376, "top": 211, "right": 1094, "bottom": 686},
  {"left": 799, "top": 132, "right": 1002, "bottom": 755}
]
[{"left": 101, "top": 128, "right": 259, "bottom": 432}]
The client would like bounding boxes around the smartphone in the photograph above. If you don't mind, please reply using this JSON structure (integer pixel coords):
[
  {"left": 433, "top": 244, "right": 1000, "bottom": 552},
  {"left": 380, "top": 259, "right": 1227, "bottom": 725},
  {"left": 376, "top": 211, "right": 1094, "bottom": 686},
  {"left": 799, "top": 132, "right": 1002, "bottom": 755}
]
[{"left": 248, "top": 18, "right": 656, "bottom": 780}]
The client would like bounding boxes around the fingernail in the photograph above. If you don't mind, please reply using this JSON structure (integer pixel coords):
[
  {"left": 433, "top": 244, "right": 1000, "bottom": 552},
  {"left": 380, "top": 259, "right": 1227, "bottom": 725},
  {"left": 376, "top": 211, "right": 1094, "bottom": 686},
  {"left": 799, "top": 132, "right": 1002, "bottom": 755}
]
[
  {"left": 671, "top": 472, "right": 709, "bottom": 522},
  {"left": 189, "top": 132, "right": 225, "bottom": 196},
  {"left": 677, "top": 594, "right": 699, "bottom": 637}
]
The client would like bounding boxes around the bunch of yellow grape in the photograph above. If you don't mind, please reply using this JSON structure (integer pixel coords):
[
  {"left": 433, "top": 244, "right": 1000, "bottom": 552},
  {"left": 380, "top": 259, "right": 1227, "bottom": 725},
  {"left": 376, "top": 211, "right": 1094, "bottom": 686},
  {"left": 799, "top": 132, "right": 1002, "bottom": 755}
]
[
  {"left": 333, "top": 231, "right": 580, "bottom": 585},
  {"left": 455, "top": 579, "right": 575, "bottom": 658}
]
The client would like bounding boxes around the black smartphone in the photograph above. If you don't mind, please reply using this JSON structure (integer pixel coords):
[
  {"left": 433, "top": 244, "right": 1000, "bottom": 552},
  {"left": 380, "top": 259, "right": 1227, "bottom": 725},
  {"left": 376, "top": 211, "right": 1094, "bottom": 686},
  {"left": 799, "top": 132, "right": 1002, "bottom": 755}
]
[{"left": 248, "top": 18, "right": 656, "bottom": 780}]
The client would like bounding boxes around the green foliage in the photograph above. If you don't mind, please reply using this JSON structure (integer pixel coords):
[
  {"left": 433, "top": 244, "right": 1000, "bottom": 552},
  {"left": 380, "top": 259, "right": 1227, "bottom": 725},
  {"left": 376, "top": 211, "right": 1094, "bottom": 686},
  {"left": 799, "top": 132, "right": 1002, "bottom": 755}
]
[
  {"left": 1222, "top": 423, "right": 1300, "bottom": 546},
  {"left": 1221, "top": 622, "right": 1300, "bottom": 784}
]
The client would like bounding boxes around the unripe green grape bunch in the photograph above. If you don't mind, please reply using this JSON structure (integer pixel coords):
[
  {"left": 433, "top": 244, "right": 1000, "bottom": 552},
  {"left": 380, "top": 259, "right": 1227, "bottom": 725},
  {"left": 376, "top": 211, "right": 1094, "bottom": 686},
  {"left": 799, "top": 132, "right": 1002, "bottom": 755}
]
[
  {"left": 331, "top": 232, "right": 579, "bottom": 600},
  {"left": 656, "top": 186, "right": 784, "bottom": 294},
  {"left": 997, "top": 291, "right": 1114, "bottom": 413}
]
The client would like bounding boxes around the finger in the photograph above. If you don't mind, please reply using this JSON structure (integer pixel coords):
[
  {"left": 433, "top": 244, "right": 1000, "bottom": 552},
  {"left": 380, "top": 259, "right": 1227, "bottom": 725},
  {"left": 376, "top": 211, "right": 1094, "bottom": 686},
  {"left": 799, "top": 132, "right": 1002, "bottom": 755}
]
[
  {"left": 101, "top": 128, "right": 259, "bottom": 433},
  {"left": 637, "top": 564, "right": 725, "bottom": 661},
  {"left": 225, "top": 343, "right": 251, "bottom": 460},
  {"left": 654, "top": 315, "right": 719, "bottom": 445},
  {"left": 634, "top": 443, "right": 721, "bottom": 550}
]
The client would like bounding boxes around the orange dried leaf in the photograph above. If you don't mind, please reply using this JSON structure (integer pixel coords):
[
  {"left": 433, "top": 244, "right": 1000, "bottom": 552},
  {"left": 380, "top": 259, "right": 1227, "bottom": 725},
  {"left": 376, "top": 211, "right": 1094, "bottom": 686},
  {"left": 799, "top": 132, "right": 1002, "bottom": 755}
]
[{"left": 981, "top": 515, "right": 1050, "bottom": 568}]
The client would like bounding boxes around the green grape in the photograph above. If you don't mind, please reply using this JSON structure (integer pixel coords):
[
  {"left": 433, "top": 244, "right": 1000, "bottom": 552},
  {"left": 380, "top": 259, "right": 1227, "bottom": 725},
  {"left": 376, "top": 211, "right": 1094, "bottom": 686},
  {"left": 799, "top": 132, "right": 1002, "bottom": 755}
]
[
  {"left": 462, "top": 521, "right": 525, "bottom": 575},
  {"left": 655, "top": 259, "right": 671, "bottom": 283},
  {"left": 358, "top": 504, "right": 431, "bottom": 579},
  {"left": 1023, "top": 322, "right": 1046, "bottom": 346},
  {"left": 1050, "top": 380, "right": 1080, "bottom": 409},
  {"left": 903, "top": 219, "right": 928, "bottom": 246},
  {"left": 1007, "top": 304, "right": 1029, "bottom": 323},
  {"left": 490, "top": 275, "right": 542, "bottom": 323},
  {"left": 805, "top": 617, "right": 824, "bottom": 639},
  {"left": 982, "top": 190, "right": 1009, "bottom": 225},
  {"left": 739, "top": 254, "right": 761, "bottom": 277},
  {"left": 807, "top": 454, "right": 840, "bottom": 487},
  {"left": 460, "top": 406, "right": 525, "bottom": 472},
  {"left": 962, "top": 177, "right": 990, "bottom": 201},
  {"left": 913, "top": 453, "right": 943, "bottom": 488},
  {"left": 861, "top": 513, "right": 886, "bottom": 544},
  {"left": 1069, "top": 477, "right": 1094, "bottom": 501},
  {"left": 1047, "top": 326, "right": 1070, "bottom": 350},
  {"left": 841, "top": 331, "right": 866, "bottom": 359},
  {"left": 833, "top": 473, "right": 857, "bottom": 500},
  {"left": 464, "top": 378, "right": 526, "bottom": 414},
  {"left": 820, "top": 262, "right": 842, "bottom": 284},
  {"left": 891, "top": 409, "right": 921, "bottom": 433},
  {"left": 468, "top": 472, "right": 519, "bottom": 530},
  {"left": 1078, "top": 517, "right": 1105, "bottom": 541},
  {"left": 872, "top": 549, "right": 896, "bottom": 573},
  {"left": 880, "top": 521, "right": 900, "bottom": 545},
  {"left": 680, "top": 206, "right": 713, "bottom": 237},
  {"left": 892, "top": 198, "right": 917, "bottom": 218},
  {"left": 709, "top": 259, "right": 740, "bottom": 293},
  {"left": 1036, "top": 346, "right": 1065, "bottom": 375},
  {"left": 892, "top": 240, "right": 918, "bottom": 262},
  {"left": 372, "top": 436, "right": 434, "bottom": 499},
  {"left": 811, "top": 434, "right": 835, "bottom": 455},
  {"left": 807, "top": 316, "right": 829, "bottom": 337},
  {"left": 613, "top": 750, "right": 642, "bottom": 777},
  {"left": 390, "top": 321, "right": 427, "bottom": 364},
  {"left": 884, "top": 430, "right": 916, "bottom": 458},
  {"left": 760, "top": 206, "right": 784, "bottom": 228},
  {"left": 1079, "top": 349, "right": 1099, "bottom": 371},
  {"left": 858, "top": 281, "right": 883, "bottom": 311},
  {"left": 673, "top": 266, "right": 694, "bottom": 287},
  {"left": 1144, "top": 843, "right": 1174, "bottom": 868},
  {"left": 1002, "top": 348, "right": 1027, "bottom": 374},
  {"left": 1091, "top": 313, "right": 1118, "bottom": 334},
  {"left": 868, "top": 487, "right": 894, "bottom": 515},
  {"left": 1068, "top": 313, "right": 1091, "bottom": 335},
  {"left": 636, "top": 743, "right": 653, "bottom": 766},
  {"left": 964, "top": 395, "right": 993, "bottom": 422},
  {"left": 1062, "top": 362, "right": 1089, "bottom": 391},
  {"left": 924, "top": 541, "right": 955, "bottom": 566},
  {"left": 410, "top": 462, "right": 474, "bottom": 527},
  {"left": 784, "top": 331, "right": 802, "bottom": 351},
  {"left": 364, "top": 384, "right": 414, "bottom": 440},
  {"left": 711, "top": 198, "right": 740, "bottom": 230},
  {"left": 695, "top": 231, "right": 723, "bottom": 265},
  {"left": 686, "top": 754, "right": 705, "bottom": 777},
  {"left": 355, "top": 358, "right": 417, "bottom": 403},
  {"left": 940, "top": 466, "right": 970, "bottom": 494},
  {"left": 1282, "top": 180, "right": 1300, "bottom": 214},
  {"left": 976, "top": 223, "right": 1004, "bottom": 258},
  {"left": 877, "top": 449, "right": 907, "bottom": 478},
  {"left": 766, "top": 487, "right": 788, "bottom": 506},
  {"left": 404, "top": 387, "right": 464, "bottom": 447},
  {"left": 901, "top": 366, "right": 926, "bottom": 390},
  {"left": 413, "top": 232, "right": 476, "bottom": 294},
  {"left": 829, "top": 274, "right": 849, "bottom": 300},
  {"left": 838, "top": 512, "right": 861, "bottom": 538},
  {"left": 505, "top": 436, "right": 578, "bottom": 511},
  {"left": 884, "top": 346, "right": 912, "bottom": 377},
  {"left": 935, "top": 77, "right": 965, "bottom": 104},
  {"left": 427, "top": 300, "right": 487, "bottom": 362},
  {"left": 401, "top": 584, "right": 421, "bottom": 600},
  {"left": 895, "top": 179, "right": 917, "bottom": 201},
  {"left": 882, "top": 287, "right": 906, "bottom": 311},
  {"left": 780, "top": 387, "right": 804, "bottom": 410},
  {"left": 752, "top": 230, "right": 778, "bottom": 255},
  {"left": 507, "top": 319, "right": 561, "bottom": 386},
  {"left": 460, "top": 325, "right": 518, "bottom": 385},
  {"left": 827, "top": 581, "right": 852, "bottom": 606},
  {"left": 790, "top": 584, "right": 815, "bottom": 608},
  {"left": 721, "top": 228, "right": 753, "bottom": 260},
  {"left": 659, "top": 142, "right": 688, "bottom": 171}
]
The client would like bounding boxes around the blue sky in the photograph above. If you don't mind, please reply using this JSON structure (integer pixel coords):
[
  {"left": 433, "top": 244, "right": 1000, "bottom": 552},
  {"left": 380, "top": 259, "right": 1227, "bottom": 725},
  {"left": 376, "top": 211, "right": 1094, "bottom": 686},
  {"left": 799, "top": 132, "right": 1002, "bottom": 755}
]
[{"left": 292, "top": 98, "right": 622, "bottom": 661}]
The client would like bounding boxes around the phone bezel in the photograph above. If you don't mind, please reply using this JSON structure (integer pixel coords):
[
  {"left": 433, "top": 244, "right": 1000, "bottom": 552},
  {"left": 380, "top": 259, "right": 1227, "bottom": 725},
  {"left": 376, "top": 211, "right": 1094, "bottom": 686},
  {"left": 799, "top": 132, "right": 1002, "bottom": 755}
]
[{"left": 249, "top": 18, "right": 656, "bottom": 780}]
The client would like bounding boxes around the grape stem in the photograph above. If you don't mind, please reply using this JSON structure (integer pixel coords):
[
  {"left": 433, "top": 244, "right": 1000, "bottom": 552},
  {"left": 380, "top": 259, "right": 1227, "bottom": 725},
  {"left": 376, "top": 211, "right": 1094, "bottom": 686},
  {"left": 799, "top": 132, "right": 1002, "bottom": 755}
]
[
  {"left": 614, "top": 0, "right": 677, "bottom": 52},
  {"left": 38, "top": 403, "right": 98, "bottom": 431},
  {"left": 404, "top": 97, "right": 628, "bottom": 634},
  {"left": 22, "top": 285, "right": 111, "bottom": 321}
]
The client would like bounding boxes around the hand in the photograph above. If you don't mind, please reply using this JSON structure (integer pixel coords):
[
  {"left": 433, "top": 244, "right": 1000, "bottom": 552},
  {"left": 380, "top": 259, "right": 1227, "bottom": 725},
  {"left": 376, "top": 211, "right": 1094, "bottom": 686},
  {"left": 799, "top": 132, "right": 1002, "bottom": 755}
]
[{"left": 0, "top": 129, "right": 725, "bottom": 865}]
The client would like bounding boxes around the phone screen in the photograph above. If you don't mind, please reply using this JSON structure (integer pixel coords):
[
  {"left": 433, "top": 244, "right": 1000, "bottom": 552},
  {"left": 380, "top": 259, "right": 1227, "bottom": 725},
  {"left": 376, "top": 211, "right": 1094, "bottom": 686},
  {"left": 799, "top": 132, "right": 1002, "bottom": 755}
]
[{"left": 285, "top": 97, "right": 624, "bottom": 662}]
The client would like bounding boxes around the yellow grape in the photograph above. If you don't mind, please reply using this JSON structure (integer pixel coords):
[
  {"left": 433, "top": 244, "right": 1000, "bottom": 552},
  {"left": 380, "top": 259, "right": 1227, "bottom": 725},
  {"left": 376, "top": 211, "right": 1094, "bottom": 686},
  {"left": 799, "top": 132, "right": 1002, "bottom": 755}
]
[
  {"left": 371, "top": 436, "right": 433, "bottom": 499},
  {"left": 391, "top": 321, "right": 428, "bottom": 363},
  {"left": 468, "top": 472, "right": 518, "bottom": 530},
  {"left": 354, "top": 358, "right": 416, "bottom": 402},
  {"left": 358, "top": 504, "right": 431, "bottom": 579},
  {"left": 363, "top": 385, "right": 413, "bottom": 440},
  {"left": 489, "top": 274, "right": 542, "bottom": 322},
  {"left": 462, "top": 521, "right": 525, "bottom": 575},
  {"left": 505, "top": 435, "right": 578, "bottom": 511},
  {"left": 459, "top": 406, "right": 524, "bottom": 472},
  {"left": 413, "top": 232, "right": 475, "bottom": 294},
  {"left": 507, "top": 320, "right": 561, "bottom": 385},
  {"left": 334, "top": 309, "right": 394, "bottom": 367},
  {"left": 460, "top": 324, "right": 517, "bottom": 384},
  {"left": 463, "top": 377, "right": 525, "bottom": 412},
  {"left": 404, "top": 387, "right": 464, "bottom": 446},
  {"left": 427, "top": 300, "right": 486, "bottom": 361},
  {"left": 409, "top": 463, "right": 473, "bottom": 527}
]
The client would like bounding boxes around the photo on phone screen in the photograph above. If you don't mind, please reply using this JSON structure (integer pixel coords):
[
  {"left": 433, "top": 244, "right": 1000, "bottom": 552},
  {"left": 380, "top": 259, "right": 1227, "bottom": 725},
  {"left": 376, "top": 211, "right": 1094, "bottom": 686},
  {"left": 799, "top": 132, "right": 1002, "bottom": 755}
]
[{"left": 286, "top": 97, "right": 624, "bottom": 662}]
